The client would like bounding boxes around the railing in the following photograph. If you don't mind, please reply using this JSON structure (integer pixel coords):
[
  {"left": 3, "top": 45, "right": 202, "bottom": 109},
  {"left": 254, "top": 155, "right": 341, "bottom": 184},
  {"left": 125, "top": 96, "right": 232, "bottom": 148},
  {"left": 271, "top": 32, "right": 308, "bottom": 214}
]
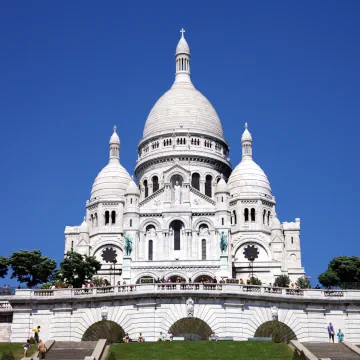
[{"left": 11, "top": 284, "right": 360, "bottom": 300}]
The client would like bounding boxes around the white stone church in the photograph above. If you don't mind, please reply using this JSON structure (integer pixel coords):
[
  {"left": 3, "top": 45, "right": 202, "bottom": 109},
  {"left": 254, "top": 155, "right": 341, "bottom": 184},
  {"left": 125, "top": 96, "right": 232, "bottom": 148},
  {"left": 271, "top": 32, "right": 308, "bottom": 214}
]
[{"left": 64, "top": 30, "right": 305, "bottom": 286}]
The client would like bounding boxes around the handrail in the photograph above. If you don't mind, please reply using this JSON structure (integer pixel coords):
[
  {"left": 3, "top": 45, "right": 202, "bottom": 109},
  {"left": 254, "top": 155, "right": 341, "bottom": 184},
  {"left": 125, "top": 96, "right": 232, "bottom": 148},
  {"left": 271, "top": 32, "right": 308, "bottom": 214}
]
[{"left": 13, "top": 284, "right": 360, "bottom": 300}]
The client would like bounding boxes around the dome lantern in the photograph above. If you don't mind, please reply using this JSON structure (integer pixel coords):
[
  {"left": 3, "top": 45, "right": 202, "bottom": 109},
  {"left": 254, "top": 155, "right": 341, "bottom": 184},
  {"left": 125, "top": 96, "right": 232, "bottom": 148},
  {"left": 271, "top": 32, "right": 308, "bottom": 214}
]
[
  {"left": 175, "top": 28, "right": 191, "bottom": 84},
  {"left": 241, "top": 122, "right": 253, "bottom": 160},
  {"left": 109, "top": 125, "right": 120, "bottom": 162}
]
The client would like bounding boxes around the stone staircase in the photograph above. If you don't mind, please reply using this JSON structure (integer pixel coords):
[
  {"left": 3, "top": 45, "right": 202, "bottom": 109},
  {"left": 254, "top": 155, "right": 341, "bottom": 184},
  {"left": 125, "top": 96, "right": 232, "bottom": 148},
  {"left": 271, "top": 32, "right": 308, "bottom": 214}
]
[
  {"left": 45, "top": 341, "right": 98, "bottom": 360},
  {"left": 302, "top": 343, "right": 360, "bottom": 360}
]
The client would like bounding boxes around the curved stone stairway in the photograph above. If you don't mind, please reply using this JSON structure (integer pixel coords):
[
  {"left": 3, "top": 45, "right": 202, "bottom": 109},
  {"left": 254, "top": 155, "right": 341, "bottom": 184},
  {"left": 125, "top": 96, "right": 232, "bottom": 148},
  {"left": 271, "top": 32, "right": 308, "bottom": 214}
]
[{"left": 302, "top": 342, "right": 360, "bottom": 360}]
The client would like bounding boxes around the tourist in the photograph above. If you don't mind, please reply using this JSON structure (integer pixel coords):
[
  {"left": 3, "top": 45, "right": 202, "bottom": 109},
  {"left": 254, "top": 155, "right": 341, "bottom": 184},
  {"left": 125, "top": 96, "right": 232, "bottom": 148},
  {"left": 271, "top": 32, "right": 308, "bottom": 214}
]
[
  {"left": 209, "top": 332, "right": 218, "bottom": 341},
  {"left": 240, "top": 279, "right": 244, "bottom": 285},
  {"left": 123, "top": 333, "right": 130, "bottom": 343},
  {"left": 37, "top": 340, "right": 47, "bottom": 359},
  {"left": 328, "top": 322, "right": 335, "bottom": 343},
  {"left": 33, "top": 325, "right": 40, "bottom": 343},
  {"left": 188, "top": 278, "right": 192, "bottom": 283},
  {"left": 315, "top": 284, "right": 321, "bottom": 289},
  {"left": 337, "top": 329, "right": 344, "bottom": 342},
  {"left": 212, "top": 277, "right": 218, "bottom": 283},
  {"left": 23, "top": 339, "right": 30, "bottom": 357},
  {"left": 165, "top": 330, "right": 173, "bottom": 341},
  {"left": 137, "top": 333, "right": 144, "bottom": 342},
  {"left": 157, "top": 332, "right": 165, "bottom": 341}
]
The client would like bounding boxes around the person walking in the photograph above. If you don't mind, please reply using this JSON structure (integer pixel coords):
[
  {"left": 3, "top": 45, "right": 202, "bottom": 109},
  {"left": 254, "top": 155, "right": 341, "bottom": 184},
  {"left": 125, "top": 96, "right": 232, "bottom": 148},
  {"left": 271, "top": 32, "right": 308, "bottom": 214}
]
[
  {"left": 328, "top": 322, "right": 335, "bottom": 343},
  {"left": 337, "top": 329, "right": 344, "bottom": 342},
  {"left": 23, "top": 339, "right": 30, "bottom": 358},
  {"left": 33, "top": 325, "right": 40, "bottom": 344},
  {"left": 37, "top": 340, "right": 47, "bottom": 359}
]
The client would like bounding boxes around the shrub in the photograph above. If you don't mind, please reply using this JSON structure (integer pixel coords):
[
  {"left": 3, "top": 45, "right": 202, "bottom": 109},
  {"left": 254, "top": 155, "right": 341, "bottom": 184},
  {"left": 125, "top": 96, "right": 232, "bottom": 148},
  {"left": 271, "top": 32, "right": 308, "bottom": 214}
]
[
  {"left": 107, "top": 353, "right": 116, "bottom": 360},
  {"left": 29, "top": 336, "right": 36, "bottom": 344},
  {"left": 274, "top": 275, "right": 291, "bottom": 288},
  {"left": 1, "top": 349, "right": 15, "bottom": 360},
  {"left": 248, "top": 277, "right": 262, "bottom": 285},
  {"left": 296, "top": 276, "right": 311, "bottom": 289}
]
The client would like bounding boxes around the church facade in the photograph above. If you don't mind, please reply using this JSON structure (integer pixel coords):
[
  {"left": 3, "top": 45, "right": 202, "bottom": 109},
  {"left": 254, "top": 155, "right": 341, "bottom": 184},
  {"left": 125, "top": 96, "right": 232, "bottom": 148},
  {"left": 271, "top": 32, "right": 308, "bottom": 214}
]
[{"left": 64, "top": 30, "right": 305, "bottom": 286}]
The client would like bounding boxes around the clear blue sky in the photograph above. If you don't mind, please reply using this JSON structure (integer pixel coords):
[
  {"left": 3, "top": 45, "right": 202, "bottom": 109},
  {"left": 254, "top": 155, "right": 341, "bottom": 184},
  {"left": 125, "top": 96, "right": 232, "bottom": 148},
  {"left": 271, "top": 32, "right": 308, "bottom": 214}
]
[{"left": 0, "top": 1, "right": 359, "bottom": 285}]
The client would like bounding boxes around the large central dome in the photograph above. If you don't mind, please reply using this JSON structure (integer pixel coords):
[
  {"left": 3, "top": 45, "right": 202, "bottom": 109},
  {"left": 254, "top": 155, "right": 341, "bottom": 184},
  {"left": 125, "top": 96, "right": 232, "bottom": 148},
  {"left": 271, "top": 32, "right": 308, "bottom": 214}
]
[
  {"left": 143, "top": 82, "right": 224, "bottom": 139},
  {"left": 142, "top": 31, "right": 224, "bottom": 141}
]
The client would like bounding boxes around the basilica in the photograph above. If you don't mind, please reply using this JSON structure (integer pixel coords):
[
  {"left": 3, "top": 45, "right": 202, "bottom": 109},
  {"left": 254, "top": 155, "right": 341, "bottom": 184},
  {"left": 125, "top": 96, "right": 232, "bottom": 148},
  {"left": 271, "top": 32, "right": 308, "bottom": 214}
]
[{"left": 64, "top": 30, "right": 305, "bottom": 286}]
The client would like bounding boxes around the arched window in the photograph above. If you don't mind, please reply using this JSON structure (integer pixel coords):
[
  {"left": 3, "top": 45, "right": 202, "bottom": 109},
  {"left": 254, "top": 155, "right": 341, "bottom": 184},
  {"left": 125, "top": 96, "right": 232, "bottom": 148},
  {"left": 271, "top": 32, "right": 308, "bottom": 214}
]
[
  {"left": 144, "top": 180, "right": 148, "bottom": 198},
  {"left": 205, "top": 175, "right": 212, "bottom": 197},
  {"left": 148, "top": 240, "right": 153, "bottom": 261},
  {"left": 94, "top": 213, "right": 98, "bottom": 227},
  {"left": 251, "top": 208, "right": 256, "bottom": 222},
  {"left": 90, "top": 214, "right": 94, "bottom": 226},
  {"left": 130, "top": 198, "right": 133, "bottom": 204},
  {"left": 291, "top": 237, "right": 294, "bottom": 244},
  {"left": 146, "top": 224, "right": 155, "bottom": 233},
  {"left": 233, "top": 210, "right": 237, "bottom": 225},
  {"left": 191, "top": 173, "right": 200, "bottom": 191},
  {"left": 267, "top": 211, "right": 271, "bottom": 225},
  {"left": 263, "top": 209, "right": 266, "bottom": 224},
  {"left": 105, "top": 211, "right": 110, "bottom": 225},
  {"left": 201, "top": 239, "right": 206, "bottom": 260},
  {"left": 111, "top": 211, "right": 116, "bottom": 224},
  {"left": 130, "top": 219, "right": 132, "bottom": 227},
  {"left": 221, "top": 217, "right": 224, "bottom": 225},
  {"left": 221, "top": 196, "right": 224, "bottom": 202},
  {"left": 170, "top": 220, "right": 183, "bottom": 251},
  {"left": 152, "top": 176, "right": 159, "bottom": 192},
  {"left": 244, "top": 208, "right": 249, "bottom": 222}
]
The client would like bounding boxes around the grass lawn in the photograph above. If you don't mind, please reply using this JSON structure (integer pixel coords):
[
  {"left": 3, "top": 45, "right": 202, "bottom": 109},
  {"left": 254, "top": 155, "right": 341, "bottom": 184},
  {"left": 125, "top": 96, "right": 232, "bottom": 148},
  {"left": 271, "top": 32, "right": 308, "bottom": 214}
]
[
  {"left": 0, "top": 343, "right": 36, "bottom": 360},
  {"left": 106, "top": 341, "right": 303, "bottom": 360}
]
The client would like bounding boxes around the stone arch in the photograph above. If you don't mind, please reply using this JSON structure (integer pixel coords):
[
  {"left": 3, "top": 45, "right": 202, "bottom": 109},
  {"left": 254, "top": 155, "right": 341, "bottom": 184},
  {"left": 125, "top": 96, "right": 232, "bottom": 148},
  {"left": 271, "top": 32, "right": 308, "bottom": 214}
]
[
  {"left": 82, "top": 320, "right": 125, "bottom": 343},
  {"left": 191, "top": 270, "right": 216, "bottom": 281},
  {"left": 254, "top": 321, "right": 297, "bottom": 343},
  {"left": 169, "top": 317, "right": 212, "bottom": 341},
  {"left": 163, "top": 270, "right": 188, "bottom": 281},
  {"left": 233, "top": 238, "right": 271, "bottom": 259},
  {"left": 92, "top": 239, "right": 123, "bottom": 254},
  {"left": 165, "top": 216, "right": 189, "bottom": 229},
  {"left": 192, "top": 217, "right": 214, "bottom": 231},
  {"left": 134, "top": 271, "right": 159, "bottom": 283},
  {"left": 140, "top": 218, "right": 162, "bottom": 232}
]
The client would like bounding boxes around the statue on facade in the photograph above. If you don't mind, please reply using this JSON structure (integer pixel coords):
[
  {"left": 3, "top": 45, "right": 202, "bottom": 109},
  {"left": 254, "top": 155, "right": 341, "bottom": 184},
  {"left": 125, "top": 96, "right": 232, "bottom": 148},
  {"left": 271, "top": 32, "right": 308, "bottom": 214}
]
[
  {"left": 174, "top": 181, "right": 181, "bottom": 204},
  {"left": 220, "top": 232, "right": 228, "bottom": 253},
  {"left": 124, "top": 233, "right": 133, "bottom": 256},
  {"left": 101, "top": 306, "right": 109, "bottom": 320},
  {"left": 186, "top": 297, "right": 194, "bottom": 318},
  {"left": 271, "top": 306, "right": 279, "bottom": 320}
]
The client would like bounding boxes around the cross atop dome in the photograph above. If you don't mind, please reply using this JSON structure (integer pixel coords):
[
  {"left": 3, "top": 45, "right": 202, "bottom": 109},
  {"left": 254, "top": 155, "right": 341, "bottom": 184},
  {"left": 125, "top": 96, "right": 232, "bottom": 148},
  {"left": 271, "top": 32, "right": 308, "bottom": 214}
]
[
  {"left": 180, "top": 28, "right": 185, "bottom": 38},
  {"left": 245, "top": 122, "right": 248, "bottom": 129},
  {"left": 113, "top": 125, "right": 117, "bottom": 133}
]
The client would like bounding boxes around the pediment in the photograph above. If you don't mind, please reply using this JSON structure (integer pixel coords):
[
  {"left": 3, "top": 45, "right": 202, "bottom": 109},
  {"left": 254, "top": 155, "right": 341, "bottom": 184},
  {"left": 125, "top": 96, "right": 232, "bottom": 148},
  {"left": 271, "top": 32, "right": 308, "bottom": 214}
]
[
  {"left": 163, "top": 163, "right": 191, "bottom": 183},
  {"left": 190, "top": 187, "right": 216, "bottom": 207}
]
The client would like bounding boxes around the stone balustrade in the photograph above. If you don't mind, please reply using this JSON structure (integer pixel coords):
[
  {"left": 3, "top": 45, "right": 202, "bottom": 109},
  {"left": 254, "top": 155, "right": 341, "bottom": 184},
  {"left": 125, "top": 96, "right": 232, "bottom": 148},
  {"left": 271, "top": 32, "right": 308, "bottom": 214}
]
[
  {"left": 11, "top": 284, "right": 360, "bottom": 300},
  {"left": 0, "top": 302, "right": 12, "bottom": 311}
]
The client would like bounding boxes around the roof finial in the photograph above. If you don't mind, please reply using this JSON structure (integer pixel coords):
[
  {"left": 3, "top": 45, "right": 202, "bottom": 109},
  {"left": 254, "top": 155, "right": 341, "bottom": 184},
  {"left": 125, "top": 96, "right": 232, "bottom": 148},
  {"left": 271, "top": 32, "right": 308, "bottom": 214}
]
[
  {"left": 113, "top": 125, "right": 117, "bottom": 133},
  {"left": 245, "top": 122, "right": 248, "bottom": 130},
  {"left": 180, "top": 28, "right": 185, "bottom": 39}
]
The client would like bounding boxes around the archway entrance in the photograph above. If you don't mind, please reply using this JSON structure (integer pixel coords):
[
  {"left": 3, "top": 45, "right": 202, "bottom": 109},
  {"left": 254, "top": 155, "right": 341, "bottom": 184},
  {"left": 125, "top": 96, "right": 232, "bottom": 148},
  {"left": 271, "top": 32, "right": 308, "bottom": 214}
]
[
  {"left": 169, "top": 318, "right": 212, "bottom": 341},
  {"left": 82, "top": 320, "right": 125, "bottom": 343},
  {"left": 254, "top": 321, "right": 297, "bottom": 343},
  {"left": 193, "top": 275, "right": 214, "bottom": 283},
  {"left": 167, "top": 275, "right": 186, "bottom": 283}
]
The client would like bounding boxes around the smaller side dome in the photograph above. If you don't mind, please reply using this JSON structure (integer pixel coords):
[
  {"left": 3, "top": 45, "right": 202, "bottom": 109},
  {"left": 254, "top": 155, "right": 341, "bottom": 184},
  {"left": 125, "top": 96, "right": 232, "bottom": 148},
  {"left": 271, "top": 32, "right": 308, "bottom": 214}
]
[
  {"left": 125, "top": 177, "right": 140, "bottom": 196},
  {"left": 215, "top": 175, "right": 229, "bottom": 193},
  {"left": 271, "top": 213, "right": 282, "bottom": 231},
  {"left": 79, "top": 217, "right": 89, "bottom": 233}
]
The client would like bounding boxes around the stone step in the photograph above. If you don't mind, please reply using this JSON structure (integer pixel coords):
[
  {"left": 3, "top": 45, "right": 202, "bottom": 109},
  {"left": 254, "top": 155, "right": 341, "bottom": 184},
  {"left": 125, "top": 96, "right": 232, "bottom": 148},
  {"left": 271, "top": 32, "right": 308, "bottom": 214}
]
[
  {"left": 302, "top": 343, "right": 360, "bottom": 360},
  {"left": 45, "top": 341, "right": 97, "bottom": 360}
]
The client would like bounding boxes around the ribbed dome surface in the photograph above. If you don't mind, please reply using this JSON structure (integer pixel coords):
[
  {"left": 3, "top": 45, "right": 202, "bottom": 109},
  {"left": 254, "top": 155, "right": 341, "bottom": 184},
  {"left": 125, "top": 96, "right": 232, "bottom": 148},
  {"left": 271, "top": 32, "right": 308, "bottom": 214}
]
[
  {"left": 143, "top": 82, "right": 224, "bottom": 140},
  {"left": 228, "top": 159, "right": 272, "bottom": 198},
  {"left": 91, "top": 161, "right": 131, "bottom": 200}
]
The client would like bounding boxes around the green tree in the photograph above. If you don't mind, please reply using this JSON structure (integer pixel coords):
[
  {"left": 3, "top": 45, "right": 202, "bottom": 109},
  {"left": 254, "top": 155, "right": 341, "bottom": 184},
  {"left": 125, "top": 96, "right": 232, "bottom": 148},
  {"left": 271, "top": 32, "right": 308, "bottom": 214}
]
[
  {"left": 318, "top": 256, "right": 360, "bottom": 288},
  {"left": 107, "top": 353, "right": 116, "bottom": 360},
  {"left": 296, "top": 276, "right": 311, "bottom": 289},
  {"left": 0, "top": 257, "right": 9, "bottom": 278},
  {"left": 56, "top": 251, "right": 101, "bottom": 288},
  {"left": 274, "top": 274, "right": 291, "bottom": 288},
  {"left": 9, "top": 250, "right": 56, "bottom": 288}
]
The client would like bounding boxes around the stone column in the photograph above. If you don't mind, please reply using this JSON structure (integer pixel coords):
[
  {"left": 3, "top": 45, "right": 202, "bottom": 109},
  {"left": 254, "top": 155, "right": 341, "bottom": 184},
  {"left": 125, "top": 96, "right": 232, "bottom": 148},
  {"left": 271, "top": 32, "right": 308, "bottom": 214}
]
[{"left": 122, "top": 256, "right": 132, "bottom": 283}]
